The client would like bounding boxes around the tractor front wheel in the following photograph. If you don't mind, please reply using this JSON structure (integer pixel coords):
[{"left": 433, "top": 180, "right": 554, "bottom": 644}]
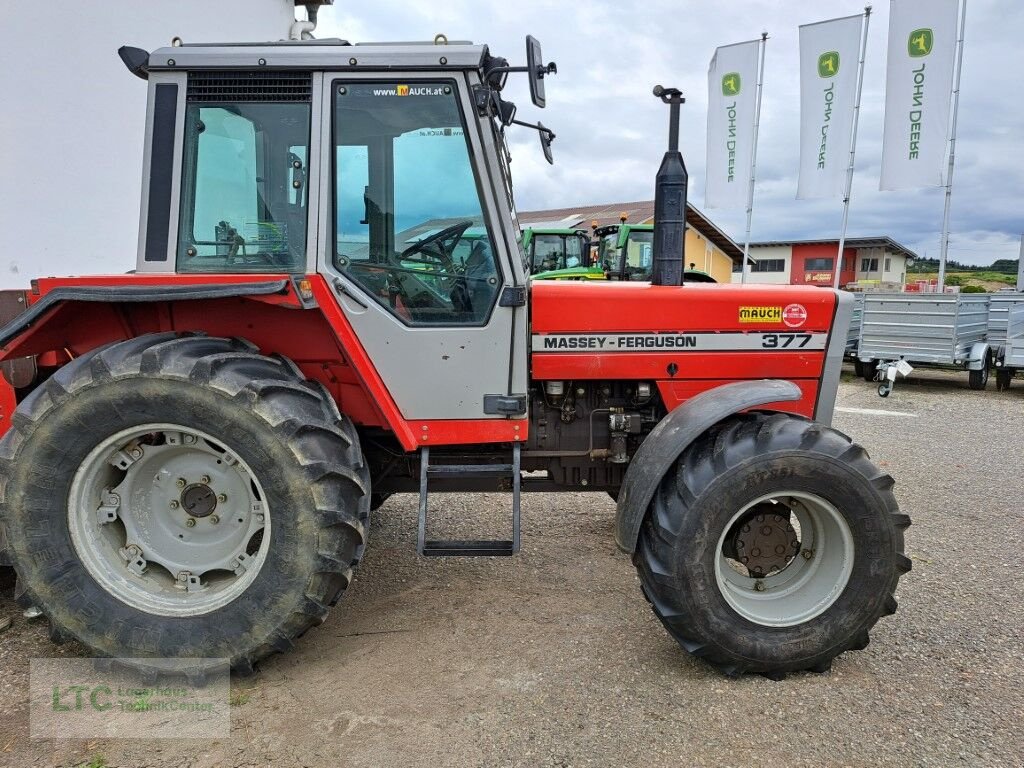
[
  {"left": 634, "top": 412, "right": 910, "bottom": 678},
  {"left": 0, "top": 334, "right": 369, "bottom": 679}
]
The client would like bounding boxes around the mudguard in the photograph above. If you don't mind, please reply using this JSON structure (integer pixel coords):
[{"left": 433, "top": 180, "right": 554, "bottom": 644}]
[
  {"left": 614, "top": 379, "right": 803, "bottom": 553},
  {"left": 0, "top": 280, "right": 289, "bottom": 349},
  {"left": 966, "top": 342, "right": 990, "bottom": 371}
]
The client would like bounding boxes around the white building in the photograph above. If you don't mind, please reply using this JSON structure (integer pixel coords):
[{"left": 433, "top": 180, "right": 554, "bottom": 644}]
[{"left": 733, "top": 237, "right": 918, "bottom": 289}]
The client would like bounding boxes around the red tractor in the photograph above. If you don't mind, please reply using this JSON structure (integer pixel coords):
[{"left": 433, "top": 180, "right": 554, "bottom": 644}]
[{"left": 0, "top": 31, "right": 908, "bottom": 681}]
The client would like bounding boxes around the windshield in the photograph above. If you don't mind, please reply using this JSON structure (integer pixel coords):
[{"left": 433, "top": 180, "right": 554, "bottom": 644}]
[{"left": 333, "top": 82, "right": 500, "bottom": 325}]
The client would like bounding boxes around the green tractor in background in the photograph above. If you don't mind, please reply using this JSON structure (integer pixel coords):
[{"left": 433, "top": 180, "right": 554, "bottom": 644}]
[
  {"left": 523, "top": 227, "right": 602, "bottom": 280},
  {"left": 525, "top": 221, "right": 716, "bottom": 283},
  {"left": 595, "top": 222, "right": 716, "bottom": 283}
]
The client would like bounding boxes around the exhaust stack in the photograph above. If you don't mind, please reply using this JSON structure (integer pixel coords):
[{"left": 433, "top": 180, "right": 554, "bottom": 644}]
[{"left": 651, "top": 86, "right": 688, "bottom": 287}]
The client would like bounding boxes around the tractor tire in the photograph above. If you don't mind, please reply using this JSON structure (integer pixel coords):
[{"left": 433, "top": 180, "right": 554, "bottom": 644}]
[
  {"left": 0, "top": 333, "right": 368, "bottom": 679},
  {"left": 968, "top": 360, "right": 990, "bottom": 391},
  {"left": 634, "top": 412, "right": 910, "bottom": 679}
]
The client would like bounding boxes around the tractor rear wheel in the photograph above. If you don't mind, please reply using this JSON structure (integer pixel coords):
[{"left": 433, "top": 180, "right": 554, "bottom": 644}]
[
  {"left": 0, "top": 334, "right": 368, "bottom": 678},
  {"left": 634, "top": 412, "right": 910, "bottom": 679}
]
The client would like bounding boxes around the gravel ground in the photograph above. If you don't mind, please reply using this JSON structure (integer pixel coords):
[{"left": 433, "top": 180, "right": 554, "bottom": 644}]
[{"left": 0, "top": 370, "right": 1022, "bottom": 767}]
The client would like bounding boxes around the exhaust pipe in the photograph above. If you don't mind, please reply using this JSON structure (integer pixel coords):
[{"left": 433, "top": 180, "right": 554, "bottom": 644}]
[{"left": 651, "top": 86, "right": 688, "bottom": 287}]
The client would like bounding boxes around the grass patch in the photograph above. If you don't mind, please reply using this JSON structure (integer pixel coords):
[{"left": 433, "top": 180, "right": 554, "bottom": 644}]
[
  {"left": 229, "top": 690, "right": 252, "bottom": 707},
  {"left": 79, "top": 757, "right": 107, "bottom": 768}
]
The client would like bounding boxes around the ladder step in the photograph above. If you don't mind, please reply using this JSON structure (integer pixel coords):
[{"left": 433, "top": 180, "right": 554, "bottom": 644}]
[
  {"left": 421, "top": 539, "right": 515, "bottom": 557},
  {"left": 417, "top": 444, "right": 521, "bottom": 557},
  {"left": 426, "top": 464, "right": 515, "bottom": 476}
]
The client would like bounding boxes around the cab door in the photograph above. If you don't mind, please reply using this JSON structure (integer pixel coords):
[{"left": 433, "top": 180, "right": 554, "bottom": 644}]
[{"left": 315, "top": 73, "right": 527, "bottom": 422}]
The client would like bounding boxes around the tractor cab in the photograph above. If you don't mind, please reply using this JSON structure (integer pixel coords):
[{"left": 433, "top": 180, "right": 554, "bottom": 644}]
[
  {"left": 523, "top": 227, "right": 595, "bottom": 278},
  {"left": 596, "top": 223, "right": 716, "bottom": 283},
  {"left": 122, "top": 33, "right": 557, "bottom": 421}
]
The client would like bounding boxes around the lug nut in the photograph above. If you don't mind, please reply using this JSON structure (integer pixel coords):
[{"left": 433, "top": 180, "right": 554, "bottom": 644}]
[
  {"left": 170, "top": 500, "right": 180, "bottom": 509},
  {"left": 209, "top": 515, "right": 220, "bottom": 525},
  {"left": 185, "top": 518, "right": 196, "bottom": 528},
  {"left": 802, "top": 549, "right": 814, "bottom": 560},
  {"left": 217, "top": 494, "right": 227, "bottom": 503},
  {"left": 200, "top": 475, "right": 211, "bottom": 484},
  {"left": 176, "top": 478, "right": 187, "bottom": 488},
  {"left": 754, "top": 580, "right": 766, "bottom": 592}
]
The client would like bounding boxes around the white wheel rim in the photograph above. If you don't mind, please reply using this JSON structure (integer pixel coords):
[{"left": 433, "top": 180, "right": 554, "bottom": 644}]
[
  {"left": 714, "top": 492, "right": 854, "bottom": 627},
  {"left": 68, "top": 423, "right": 271, "bottom": 617}
]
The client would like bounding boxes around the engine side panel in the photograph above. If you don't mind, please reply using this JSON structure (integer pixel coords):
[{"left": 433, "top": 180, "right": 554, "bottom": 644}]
[{"left": 530, "top": 281, "right": 842, "bottom": 421}]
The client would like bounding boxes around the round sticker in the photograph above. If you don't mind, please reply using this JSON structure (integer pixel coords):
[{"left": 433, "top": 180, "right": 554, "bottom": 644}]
[{"left": 783, "top": 304, "right": 808, "bottom": 328}]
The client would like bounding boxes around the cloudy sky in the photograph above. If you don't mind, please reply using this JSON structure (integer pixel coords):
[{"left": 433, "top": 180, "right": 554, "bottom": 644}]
[{"left": 320, "top": 0, "right": 1021, "bottom": 266}]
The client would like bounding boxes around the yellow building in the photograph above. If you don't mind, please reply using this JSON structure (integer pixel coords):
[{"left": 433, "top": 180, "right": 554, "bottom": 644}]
[{"left": 517, "top": 200, "right": 748, "bottom": 284}]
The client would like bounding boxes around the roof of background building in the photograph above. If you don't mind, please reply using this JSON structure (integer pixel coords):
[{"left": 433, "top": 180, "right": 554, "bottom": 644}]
[
  {"left": 750, "top": 237, "right": 919, "bottom": 261},
  {"left": 517, "top": 200, "right": 747, "bottom": 264}
]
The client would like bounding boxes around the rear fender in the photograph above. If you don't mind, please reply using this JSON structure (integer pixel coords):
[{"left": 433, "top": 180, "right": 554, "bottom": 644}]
[
  {"left": 614, "top": 379, "right": 803, "bottom": 553},
  {"left": 966, "top": 342, "right": 990, "bottom": 370}
]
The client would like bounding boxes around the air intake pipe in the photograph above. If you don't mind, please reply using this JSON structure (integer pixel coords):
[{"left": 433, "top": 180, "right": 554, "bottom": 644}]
[{"left": 651, "top": 86, "right": 688, "bottom": 287}]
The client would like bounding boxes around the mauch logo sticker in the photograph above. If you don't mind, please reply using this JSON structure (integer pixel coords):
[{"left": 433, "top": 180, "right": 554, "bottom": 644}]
[
  {"left": 909, "top": 29, "right": 933, "bottom": 57},
  {"left": 818, "top": 51, "right": 840, "bottom": 78},
  {"left": 738, "top": 306, "right": 782, "bottom": 323},
  {"left": 722, "top": 72, "right": 741, "bottom": 96},
  {"left": 396, "top": 84, "right": 410, "bottom": 96},
  {"left": 783, "top": 304, "right": 809, "bottom": 328}
]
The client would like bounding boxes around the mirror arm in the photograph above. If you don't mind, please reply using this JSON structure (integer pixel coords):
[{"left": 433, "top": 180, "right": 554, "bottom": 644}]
[
  {"left": 509, "top": 119, "right": 555, "bottom": 140},
  {"left": 486, "top": 63, "right": 557, "bottom": 78}
]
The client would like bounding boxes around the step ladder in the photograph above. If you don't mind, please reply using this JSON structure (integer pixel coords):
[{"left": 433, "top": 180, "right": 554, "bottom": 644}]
[{"left": 416, "top": 444, "right": 521, "bottom": 557}]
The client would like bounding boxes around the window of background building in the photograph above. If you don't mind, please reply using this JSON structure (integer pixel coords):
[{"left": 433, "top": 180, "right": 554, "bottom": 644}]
[{"left": 752, "top": 259, "right": 785, "bottom": 272}]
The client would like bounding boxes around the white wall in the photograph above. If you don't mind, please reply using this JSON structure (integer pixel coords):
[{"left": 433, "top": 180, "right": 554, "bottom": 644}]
[
  {"left": 733, "top": 245, "right": 792, "bottom": 284},
  {"left": 0, "top": 0, "right": 297, "bottom": 288}
]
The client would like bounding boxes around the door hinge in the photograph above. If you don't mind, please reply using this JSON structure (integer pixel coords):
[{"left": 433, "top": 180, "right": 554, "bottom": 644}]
[
  {"left": 483, "top": 394, "right": 527, "bottom": 415},
  {"left": 499, "top": 286, "right": 527, "bottom": 307}
]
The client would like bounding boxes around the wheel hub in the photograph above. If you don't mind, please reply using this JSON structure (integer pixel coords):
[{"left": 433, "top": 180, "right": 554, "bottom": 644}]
[
  {"left": 181, "top": 483, "right": 217, "bottom": 518},
  {"left": 731, "top": 504, "right": 800, "bottom": 578},
  {"left": 68, "top": 424, "right": 271, "bottom": 617}
]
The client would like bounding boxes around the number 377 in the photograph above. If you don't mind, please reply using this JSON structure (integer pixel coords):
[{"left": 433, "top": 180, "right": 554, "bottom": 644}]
[{"left": 762, "top": 333, "right": 812, "bottom": 349}]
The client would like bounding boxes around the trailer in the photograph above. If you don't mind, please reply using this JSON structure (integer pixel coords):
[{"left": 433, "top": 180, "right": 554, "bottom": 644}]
[
  {"left": 986, "top": 292, "right": 1024, "bottom": 356},
  {"left": 856, "top": 293, "right": 991, "bottom": 396},
  {"left": 847, "top": 293, "right": 867, "bottom": 378},
  {"left": 994, "top": 303, "right": 1024, "bottom": 390}
]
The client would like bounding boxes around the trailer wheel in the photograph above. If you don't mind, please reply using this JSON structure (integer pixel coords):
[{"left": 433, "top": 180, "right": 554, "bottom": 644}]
[
  {"left": 861, "top": 360, "right": 876, "bottom": 382},
  {"left": 996, "top": 369, "right": 1012, "bottom": 391},
  {"left": 634, "top": 412, "right": 910, "bottom": 679},
  {"left": 968, "top": 357, "right": 990, "bottom": 390},
  {"left": 0, "top": 334, "right": 368, "bottom": 679},
  {"left": 852, "top": 359, "right": 865, "bottom": 378}
]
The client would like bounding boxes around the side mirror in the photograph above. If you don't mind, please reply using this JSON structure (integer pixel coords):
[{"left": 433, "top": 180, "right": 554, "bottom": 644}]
[
  {"left": 526, "top": 35, "right": 555, "bottom": 108},
  {"left": 538, "top": 122, "right": 555, "bottom": 165}
]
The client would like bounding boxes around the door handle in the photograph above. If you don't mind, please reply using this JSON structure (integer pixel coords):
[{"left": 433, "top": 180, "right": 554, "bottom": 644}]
[{"left": 332, "top": 278, "right": 368, "bottom": 309}]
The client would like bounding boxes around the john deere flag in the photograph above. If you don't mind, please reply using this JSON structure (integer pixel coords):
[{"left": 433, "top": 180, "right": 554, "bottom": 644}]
[
  {"left": 797, "top": 14, "right": 865, "bottom": 199},
  {"left": 705, "top": 40, "right": 761, "bottom": 209},
  {"left": 880, "top": 0, "right": 960, "bottom": 190}
]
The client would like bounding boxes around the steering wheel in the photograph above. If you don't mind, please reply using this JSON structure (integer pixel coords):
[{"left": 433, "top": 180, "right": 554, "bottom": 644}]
[{"left": 400, "top": 220, "right": 474, "bottom": 267}]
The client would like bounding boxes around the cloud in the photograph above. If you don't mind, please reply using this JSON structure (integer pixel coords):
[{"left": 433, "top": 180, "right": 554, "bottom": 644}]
[{"left": 317, "top": 0, "right": 1022, "bottom": 266}]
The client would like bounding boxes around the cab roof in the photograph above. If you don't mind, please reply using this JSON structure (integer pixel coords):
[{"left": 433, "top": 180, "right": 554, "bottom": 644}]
[{"left": 148, "top": 40, "right": 488, "bottom": 72}]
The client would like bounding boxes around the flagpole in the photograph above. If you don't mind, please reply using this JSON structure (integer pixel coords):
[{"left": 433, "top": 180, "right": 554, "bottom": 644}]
[
  {"left": 740, "top": 31, "right": 767, "bottom": 284},
  {"left": 938, "top": 0, "right": 967, "bottom": 292},
  {"left": 833, "top": 6, "right": 871, "bottom": 290}
]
